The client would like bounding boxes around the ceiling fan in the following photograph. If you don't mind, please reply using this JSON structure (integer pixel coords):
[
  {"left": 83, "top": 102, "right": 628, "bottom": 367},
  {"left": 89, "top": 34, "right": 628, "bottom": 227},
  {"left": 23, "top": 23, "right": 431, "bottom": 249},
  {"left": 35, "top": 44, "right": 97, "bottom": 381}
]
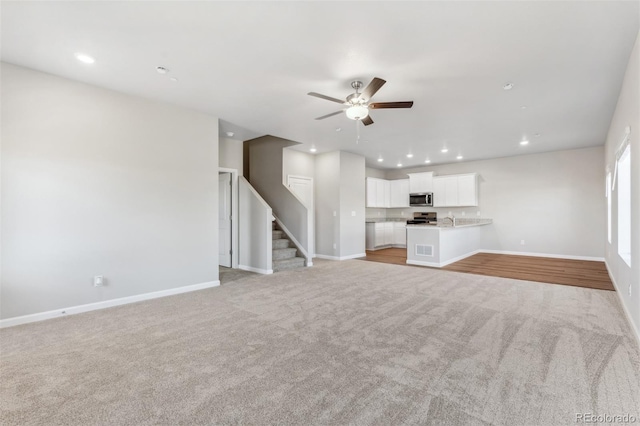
[{"left": 308, "top": 77, "right": 413, "bottom": 126}]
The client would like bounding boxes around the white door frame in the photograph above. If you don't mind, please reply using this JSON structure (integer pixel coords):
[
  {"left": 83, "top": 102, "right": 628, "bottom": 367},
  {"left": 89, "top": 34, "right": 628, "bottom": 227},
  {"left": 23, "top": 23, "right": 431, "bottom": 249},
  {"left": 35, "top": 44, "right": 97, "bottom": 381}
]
[
  {"left": 286, "top": 174, "right": 315, "bottom": 258},
  {"left": 219, "top": 167, "right": 238, "bottom": 269}
]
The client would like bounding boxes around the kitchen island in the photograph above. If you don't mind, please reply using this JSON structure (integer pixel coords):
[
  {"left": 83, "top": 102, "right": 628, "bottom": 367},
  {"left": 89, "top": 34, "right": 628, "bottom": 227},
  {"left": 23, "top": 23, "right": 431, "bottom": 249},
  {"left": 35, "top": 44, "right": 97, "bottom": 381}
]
[{"left": 406, "top": 219, "right": 492, "bottom": 268}]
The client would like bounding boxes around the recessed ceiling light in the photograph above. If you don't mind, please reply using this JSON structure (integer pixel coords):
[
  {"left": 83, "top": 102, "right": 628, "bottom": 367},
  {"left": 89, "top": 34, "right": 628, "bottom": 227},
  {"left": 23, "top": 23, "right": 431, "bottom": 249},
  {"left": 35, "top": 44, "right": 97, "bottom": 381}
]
[
  {"left": 225, "top": 131, "right": 234, "bottom": 137},
  {"left": 520, "top": 140, "right": 529, "bottom": 145},
  {"left": 534, "top": 133, "right": 541, "bottom": 137},
  {"left": 75, "top": 53, "right": 95, "bottom": 64},
  {"left": 521, "top": 105, "right": 527, "bottom": 109},
  {"left": 456, "top": 155, "right": 463, "bottom": 160},
  {"left": 397, "top": 163, "right": 402, "bottom": 167},
  {"left": 377, "top": 157, "right": 383, "bottom": 162},
  {"left": 503, "top": 83, "right": 514, "bottom": 91},
  {"left": 425, "top": 159, "right": 431, "bottom": 164},
  {"left": 406, "top": 153, "right": 413, "bottom": 158},
  {"left": 156, "top": 66, "right": 169, "bottom": 74},
  {"left": 169, "top": 77, "right": 178, "bottom": 82},
  {"left": 441, "top": 148, "right": 448, "bottom": 153},
  {"left": 335, "top": 127, "right": 341, "bottom": 132},
  {"left": 310, "top": 147, "right": 317, "bottom": 153}
]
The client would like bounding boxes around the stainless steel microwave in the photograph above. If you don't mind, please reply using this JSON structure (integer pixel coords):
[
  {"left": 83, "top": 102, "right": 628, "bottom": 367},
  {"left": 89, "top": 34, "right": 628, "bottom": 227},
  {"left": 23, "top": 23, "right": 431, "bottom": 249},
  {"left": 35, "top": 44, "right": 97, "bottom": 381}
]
[{"left": 409, "top": 193, "right": 433, "bottom": 207}]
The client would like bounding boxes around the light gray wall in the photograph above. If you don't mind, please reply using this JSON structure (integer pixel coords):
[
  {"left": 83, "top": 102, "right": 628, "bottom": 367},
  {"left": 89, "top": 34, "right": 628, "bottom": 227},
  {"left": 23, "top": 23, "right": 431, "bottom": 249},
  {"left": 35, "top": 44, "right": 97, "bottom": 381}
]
[
  {"left": 1, "top": 63, "right": 219, "bottom": 319},
  {"left": 604, "top": 30, "right": 640, "bottom": 338},
  {"left": 339, "top": 152, "right": 365, "bottom": 257},
  {"left": 247, "top": 136, "right": 310, "bottom": 252},
  {"left": 283, "top": 148, "right": 315, "bottom": 180},
  {"left": 238, "top": 177, "right": 272, "bottom": 273},
  {"left": 283, "top": 148, "right": 316, "bottom": 256},
  {"left": 315, "top": 151, "right": 365, "bottom": 258},
  {"left": 315, "top": 152, "right": 341, "bottom": 257},
  {"left": 385, "top": 146, "right": 605, "bottom": 258},
  {"left": 219, "top": 136, "right": 243, "bottom": 174}
]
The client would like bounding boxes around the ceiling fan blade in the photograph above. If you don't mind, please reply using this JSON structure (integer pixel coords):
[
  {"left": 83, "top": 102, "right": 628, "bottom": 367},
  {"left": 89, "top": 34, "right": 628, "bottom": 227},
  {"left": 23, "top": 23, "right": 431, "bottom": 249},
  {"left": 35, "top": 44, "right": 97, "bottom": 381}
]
[
  {"left": 361, "top": 77, "right": 386, "bottom": 100},
  {"left": 369, "top": 101, "right": 414, "bottom": 109},
  {"left": 308, "top": 92, "right": 346, "bottom": 104},
  {"left": 315, "top": 110, "right": 344, "bottom": 120},
  {"left": 361, "top": 115, "right": 374, "bottom": 126}
]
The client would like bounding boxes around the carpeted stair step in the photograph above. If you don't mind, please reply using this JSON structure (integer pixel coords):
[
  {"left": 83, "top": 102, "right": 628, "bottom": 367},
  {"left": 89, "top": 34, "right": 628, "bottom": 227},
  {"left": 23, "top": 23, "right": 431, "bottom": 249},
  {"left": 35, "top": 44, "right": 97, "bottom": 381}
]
[
  {"left": 272, "top": 230, "right": 283, "bottom": 240},
  {"left": 273, "top": 247, "right": 297, "bottom": 260},
  {"left": 273, "top": 238, "right": 290, "bottom": 249},
  {"left": 273, "top": 256, "right": 305, "bottom": 272}
]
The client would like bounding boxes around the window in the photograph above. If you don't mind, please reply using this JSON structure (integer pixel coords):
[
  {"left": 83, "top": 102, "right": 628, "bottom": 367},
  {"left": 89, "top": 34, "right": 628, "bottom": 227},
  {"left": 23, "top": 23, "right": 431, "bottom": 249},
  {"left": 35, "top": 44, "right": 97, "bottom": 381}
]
[
  {"left": 617, "top": 145, "right": 631, "bottom": 266},
  {"left": 606, "top": 172, "right": 612, "bottom": 244}
]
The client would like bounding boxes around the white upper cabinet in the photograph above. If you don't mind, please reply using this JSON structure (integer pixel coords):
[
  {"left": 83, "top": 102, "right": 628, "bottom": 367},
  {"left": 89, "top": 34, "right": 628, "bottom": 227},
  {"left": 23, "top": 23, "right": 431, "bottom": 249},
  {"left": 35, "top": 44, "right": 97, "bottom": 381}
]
[
  {"left": 407, "top": 172, "right": 434, "bottom": 194},
  {"left": 432, "top": 173, "right": 478, "bottom": 207},
  {"left": 457, "top": 174, "right": 478, "bottom": 206},
  {"left": 389, "top": 179, "right": 410, "bottom": 207},
  {"left": 366, "top": 177, "right": 391, "bottom": 208},
  {"left": 367, "top": 177, "right": 408, "bottom": 208}
]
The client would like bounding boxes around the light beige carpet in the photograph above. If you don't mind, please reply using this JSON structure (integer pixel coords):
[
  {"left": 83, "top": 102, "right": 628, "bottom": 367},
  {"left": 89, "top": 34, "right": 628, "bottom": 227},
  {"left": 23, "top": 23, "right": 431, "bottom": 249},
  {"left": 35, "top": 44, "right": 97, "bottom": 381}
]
[{"left": 1, "top": 259, "right": 639, "bottom": 425}]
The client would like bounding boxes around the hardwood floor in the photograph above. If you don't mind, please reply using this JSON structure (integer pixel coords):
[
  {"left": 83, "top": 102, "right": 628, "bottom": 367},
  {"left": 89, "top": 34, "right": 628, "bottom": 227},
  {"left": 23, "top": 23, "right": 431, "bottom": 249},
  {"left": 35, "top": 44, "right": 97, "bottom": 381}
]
[
  {"left": 361, "top": 248, "right": 408, "bottom": 266},
  {"left": 359, "top": 249, "right": 615, "bottom": 291},
  {"left": 443, "top": 253, "right": 614, "bottom": 291}
]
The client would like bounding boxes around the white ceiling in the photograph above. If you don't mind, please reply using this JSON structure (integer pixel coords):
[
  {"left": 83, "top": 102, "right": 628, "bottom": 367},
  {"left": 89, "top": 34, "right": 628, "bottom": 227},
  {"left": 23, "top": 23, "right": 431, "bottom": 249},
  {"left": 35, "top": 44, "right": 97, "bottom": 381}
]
[{"left": 2, "top": 1, "right": 638, "bottom": 169}]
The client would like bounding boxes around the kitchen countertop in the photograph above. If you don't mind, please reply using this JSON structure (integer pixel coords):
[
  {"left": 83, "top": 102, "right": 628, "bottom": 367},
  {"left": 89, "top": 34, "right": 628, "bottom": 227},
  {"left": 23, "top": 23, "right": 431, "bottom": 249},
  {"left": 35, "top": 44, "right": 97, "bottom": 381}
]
[
  {"left": 365, "top": 218, "right": 409, "bottom": 223},
  {"left": 406, "top": 218, "right": 493, "bottom": 228}
]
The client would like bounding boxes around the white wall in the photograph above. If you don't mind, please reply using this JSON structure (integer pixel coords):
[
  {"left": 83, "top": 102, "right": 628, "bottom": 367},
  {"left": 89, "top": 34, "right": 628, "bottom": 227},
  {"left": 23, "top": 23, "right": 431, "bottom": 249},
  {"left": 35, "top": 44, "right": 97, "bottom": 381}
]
[
  {"left": 604, "top": 30, "right": 640, "bottom": 340},
  {"left": 339, "top": 152, "right": 365, "bottom": 258},
  {"left": 1, "top": 63, "right": 219, "bottom": 320},
  {"left": 315, "top": 152, "right": 341, "bottom": 257},
  {"left": 238, "top": 177, "right": 272, "bottom": 274},
  {"left": 219, "top": 136, "right": 243, "bottom": 175},
  {"left": 283, "top": 148, "right": 316, "bottom": 256},
  {"left": 315, "top": 151, "right": 365, "bottom": 259},
  {"left": 247, "top": 136, "right": 311, "bottom": 256},
  {"left": 385, "top": 147, "right": 605, "bottom": 258},
  {"left": 283, "top": 148, "right": 315, "bottom": 181}
]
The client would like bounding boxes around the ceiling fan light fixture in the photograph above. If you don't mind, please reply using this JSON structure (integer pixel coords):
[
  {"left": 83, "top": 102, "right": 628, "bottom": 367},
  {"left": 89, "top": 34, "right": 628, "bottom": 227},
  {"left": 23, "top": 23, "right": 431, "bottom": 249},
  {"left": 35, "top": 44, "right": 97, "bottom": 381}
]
[{"left": 346, "top": 105, "right": 369, "bottom": 120}]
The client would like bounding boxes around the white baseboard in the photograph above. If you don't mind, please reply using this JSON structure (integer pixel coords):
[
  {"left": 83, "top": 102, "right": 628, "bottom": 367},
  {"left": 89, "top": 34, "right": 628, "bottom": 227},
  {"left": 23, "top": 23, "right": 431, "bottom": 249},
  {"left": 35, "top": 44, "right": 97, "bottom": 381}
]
[
  {"left": 407, "top": 250, "right": 479, "bottom": 268},
  {"left": 479, "top": 249, "right": 604, "bottom": 262},
  {"left": 238, "top": 264, "right": 273, "bottom": 275},
  {"left": 367, "top": 244, "right": 406, "bottom": 251},
  {"left": 604, "top": 260, "right": 640, "bottom": 347},
  {"left": 0, "top": 280, "right": 220, "bottom": 329},
  {"left": 315, "top": 253, "right": 366, "bottom": 261}
]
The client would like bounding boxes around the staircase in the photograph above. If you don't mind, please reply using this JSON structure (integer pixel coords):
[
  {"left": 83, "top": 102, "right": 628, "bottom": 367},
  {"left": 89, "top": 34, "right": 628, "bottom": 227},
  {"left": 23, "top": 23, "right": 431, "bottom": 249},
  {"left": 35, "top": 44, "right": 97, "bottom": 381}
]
[{"left": 272, "top": 221, "right": 306, "bottom": 272}]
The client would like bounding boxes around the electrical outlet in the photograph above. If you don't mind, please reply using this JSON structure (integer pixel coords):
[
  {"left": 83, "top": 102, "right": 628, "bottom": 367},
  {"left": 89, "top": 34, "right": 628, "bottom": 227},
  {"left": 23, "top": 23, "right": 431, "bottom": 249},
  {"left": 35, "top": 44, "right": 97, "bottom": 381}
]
[
  {"left": 333, "top": 243, "right": 337, "bottom": 249},
  {"left": 377, "top": 211, "right": 381, "bottom": 216},
  {"left": 461, "top": 211, "right": 466, "bottom": 216},
  {"left": 93, "top": 275, "right": 104, "bottom": 287},
  {"left": 333, "top": 211, "right": 337, "bottom": 217},
  {"left": 477, "top": 211, "right": 481, "bottom": 216},
  {"left": 520, "top": 240, "right": 525, "bottom": 245},
  {"left": 629, "top": 284, "right": 632, "bottom": 296},
  {"left": 351, "top": 211, "right": 356, "bottom": 217}
]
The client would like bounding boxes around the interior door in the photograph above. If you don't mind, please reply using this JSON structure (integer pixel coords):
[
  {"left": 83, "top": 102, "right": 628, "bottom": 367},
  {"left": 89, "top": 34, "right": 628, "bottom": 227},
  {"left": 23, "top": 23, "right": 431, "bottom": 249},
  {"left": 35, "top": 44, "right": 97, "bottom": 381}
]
[
  {"left": 288, "top": 176, "right": 313, "bottom": 207},
  {"left": 287, "top": 175, "right": 314, "bottom": 256},
  {"left": 218, "top": 172, "right": 232, "bottom": 267}
]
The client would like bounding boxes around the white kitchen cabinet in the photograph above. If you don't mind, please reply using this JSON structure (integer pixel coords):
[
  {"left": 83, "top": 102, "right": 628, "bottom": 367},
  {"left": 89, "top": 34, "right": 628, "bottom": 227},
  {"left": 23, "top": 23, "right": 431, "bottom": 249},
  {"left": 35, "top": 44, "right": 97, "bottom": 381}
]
[
  {"left": 366, "top": 178, "right": 377, "bottom": 208},
  {"left": 366, "top": 222, "right": 407, "bottom": 249},
  {"left": 432, "top": 173, "right": 478, "bottom": 207},
  {"left": 393, "top": 222, "right": 407, "bottom": 246},
  {"left": 366, "top": 178, "right": 391, "bottom": 208},
  {"left": 457, "top": 174, "right": 478, "bottom": 206},
  {"left": 389, "top": 179, "right": 410, "bottom": 207},
  {"left": 408, "top": 172, "right": 434, "bottom": 194}
]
